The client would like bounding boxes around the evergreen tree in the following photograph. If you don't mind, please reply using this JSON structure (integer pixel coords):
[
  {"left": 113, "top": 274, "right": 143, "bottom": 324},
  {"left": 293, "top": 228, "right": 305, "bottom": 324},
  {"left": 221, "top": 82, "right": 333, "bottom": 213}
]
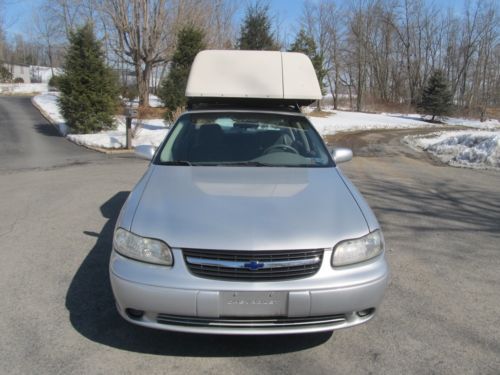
[
  {"left": 418, "top": 70, "right": 453, "bottom": 122},
  {"left": 289, "top": 29, "right": 325, "bottom": 93},
  {"left": 238, "top": 3, "right": 278, "bottom": 50},
  {"left": 58, "top": 23, "right": 118, "bottom": 133},
  {"left": 159, "top": 26, "right": 205, "bottom": 119},
  {"left": 0, "top": 65, "right": 12, "bottom": 82}
]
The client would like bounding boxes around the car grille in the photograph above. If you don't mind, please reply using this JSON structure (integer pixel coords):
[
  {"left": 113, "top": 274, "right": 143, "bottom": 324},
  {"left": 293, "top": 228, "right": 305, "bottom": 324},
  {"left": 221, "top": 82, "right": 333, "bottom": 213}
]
[
  {"left": 183, "top": 249, "right": 323, "bottom": 281},
  {"left": 157, "top": 313, "right": 346, "bottom": 328}
]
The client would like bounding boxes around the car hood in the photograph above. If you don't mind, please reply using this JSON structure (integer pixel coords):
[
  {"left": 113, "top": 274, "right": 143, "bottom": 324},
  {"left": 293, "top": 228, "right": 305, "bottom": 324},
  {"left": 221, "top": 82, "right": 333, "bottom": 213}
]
[{"left": 130, "top": 165, "right": 370, "bottom": 250}]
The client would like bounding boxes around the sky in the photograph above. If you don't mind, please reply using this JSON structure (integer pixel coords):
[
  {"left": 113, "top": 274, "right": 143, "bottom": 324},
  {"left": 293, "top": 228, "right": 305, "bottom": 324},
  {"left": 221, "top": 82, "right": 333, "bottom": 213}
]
[{"left": 2, "top": 0, "right": 466, "bottom": 41}]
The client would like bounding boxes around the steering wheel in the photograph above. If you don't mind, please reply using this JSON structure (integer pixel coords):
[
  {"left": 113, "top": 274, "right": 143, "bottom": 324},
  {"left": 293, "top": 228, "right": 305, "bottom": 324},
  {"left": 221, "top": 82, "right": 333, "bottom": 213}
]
[{"left": 263, "top": 144, "right": 299, "bottom": 155}]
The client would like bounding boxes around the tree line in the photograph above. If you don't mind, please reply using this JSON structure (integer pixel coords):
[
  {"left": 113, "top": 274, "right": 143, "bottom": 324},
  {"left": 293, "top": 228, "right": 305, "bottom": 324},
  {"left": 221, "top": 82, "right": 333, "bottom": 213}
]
[{"left": 1, "top": 0, "right": 498, "bottom": 117}]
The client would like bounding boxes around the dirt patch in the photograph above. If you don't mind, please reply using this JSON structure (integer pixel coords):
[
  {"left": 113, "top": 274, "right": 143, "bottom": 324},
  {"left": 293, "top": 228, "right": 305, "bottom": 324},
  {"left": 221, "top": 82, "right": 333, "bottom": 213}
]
[
  {"left": 324, "top": 126, "right": 469, "bottom": 166},
  {"left": 307, "top": 110, "right": 333, "bottom": 118},
  {"left": 0, "top": 92, "right": 40, "bottom": 97}
]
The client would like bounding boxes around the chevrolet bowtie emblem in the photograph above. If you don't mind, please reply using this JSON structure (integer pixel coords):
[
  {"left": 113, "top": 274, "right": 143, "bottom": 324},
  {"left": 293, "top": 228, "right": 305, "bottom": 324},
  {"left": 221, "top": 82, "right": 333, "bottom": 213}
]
[{"left": 243, "top": 260, "right": 265, "bottom": 271}]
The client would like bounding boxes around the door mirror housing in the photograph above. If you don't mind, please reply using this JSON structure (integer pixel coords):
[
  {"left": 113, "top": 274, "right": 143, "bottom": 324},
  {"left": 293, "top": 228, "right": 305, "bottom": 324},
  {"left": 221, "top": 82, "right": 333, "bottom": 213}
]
[
  {"left": 135, "top": 145, "right": 156, "bottom": 160},
  {"left": 331, "top": 147, "right": 353, "bottom": 164}
]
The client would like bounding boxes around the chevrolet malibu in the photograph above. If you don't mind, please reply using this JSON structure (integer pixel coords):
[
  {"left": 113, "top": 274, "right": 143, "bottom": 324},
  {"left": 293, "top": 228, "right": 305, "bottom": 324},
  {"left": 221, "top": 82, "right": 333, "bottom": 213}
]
[{"left": 110, "top": 109, "right": 388, "bottom": 335}]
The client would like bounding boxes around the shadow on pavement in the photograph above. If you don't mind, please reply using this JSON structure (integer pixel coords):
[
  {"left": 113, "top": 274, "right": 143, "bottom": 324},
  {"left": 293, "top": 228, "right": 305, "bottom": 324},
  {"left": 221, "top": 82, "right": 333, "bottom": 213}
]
[
  {"left": 33, "top": 122, "right": 61, "bottom": 137},
  {"left": 356, "top": 178, "right": 500, "bottom": 237},
  {"left": 66, "top": 192, "right": 332, "bottom": 357}
]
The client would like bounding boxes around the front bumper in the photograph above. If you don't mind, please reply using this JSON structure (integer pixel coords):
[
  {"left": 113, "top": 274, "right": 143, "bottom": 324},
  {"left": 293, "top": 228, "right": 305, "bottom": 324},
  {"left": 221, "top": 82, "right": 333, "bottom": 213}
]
[{"left": 110, "top": 248, "right": 388, "bottom": 335}]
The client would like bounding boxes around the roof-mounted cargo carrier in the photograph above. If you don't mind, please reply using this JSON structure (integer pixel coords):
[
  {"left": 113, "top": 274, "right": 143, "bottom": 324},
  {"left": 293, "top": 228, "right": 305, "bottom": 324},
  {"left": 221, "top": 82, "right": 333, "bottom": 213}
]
[{"left": 185, "top": 50, "right": 322, "bottom": 110}]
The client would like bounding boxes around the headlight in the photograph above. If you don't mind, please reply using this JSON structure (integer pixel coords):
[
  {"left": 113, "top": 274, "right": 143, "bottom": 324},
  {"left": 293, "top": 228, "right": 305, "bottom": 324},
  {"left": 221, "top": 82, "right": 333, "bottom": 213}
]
[
  {"left": 113, "top": 228, "right": 173, "bottom": 266},
  {"left": 332, "top": 230, "right": 384, "bottom": 267}
]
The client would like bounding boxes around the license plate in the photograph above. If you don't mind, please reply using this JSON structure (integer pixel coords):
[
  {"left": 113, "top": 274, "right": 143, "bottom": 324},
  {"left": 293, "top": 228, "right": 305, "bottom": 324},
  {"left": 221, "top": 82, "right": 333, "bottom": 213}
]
[{"left": 220, "top": 291, "right": 288, "bottom": 317}]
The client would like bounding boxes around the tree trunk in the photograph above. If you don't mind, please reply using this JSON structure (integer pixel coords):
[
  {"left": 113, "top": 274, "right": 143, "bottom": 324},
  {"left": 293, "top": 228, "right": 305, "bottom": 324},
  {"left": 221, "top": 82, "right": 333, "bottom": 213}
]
[
  {"left": 327, "top": 73, "right": 337, "bottom": 110},
  {"left": 138, "top": 64, "right": 151, "bottom": 107},
  {"left": 356, "top": 57, "right": 363, "bottom": 112},
  {"left": 348, "top": 85, "right": 353, "bottom": 110},
  {"left": 48, "top": 43, "right": 54, "bottom": 77}
]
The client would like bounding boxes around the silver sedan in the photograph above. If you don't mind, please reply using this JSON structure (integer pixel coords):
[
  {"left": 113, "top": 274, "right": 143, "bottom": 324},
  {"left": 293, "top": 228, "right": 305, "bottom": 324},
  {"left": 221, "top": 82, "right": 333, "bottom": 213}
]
[{"left": 110, "top": 110, "right": 388, "bottom": 335}]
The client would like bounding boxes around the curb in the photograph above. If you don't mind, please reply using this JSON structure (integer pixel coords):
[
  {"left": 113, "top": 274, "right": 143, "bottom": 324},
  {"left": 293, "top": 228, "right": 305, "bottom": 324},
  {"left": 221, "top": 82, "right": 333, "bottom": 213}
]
[
  {"left": 71, "top": 144, "right": 135, "bottom": 155},
  {"left": 31, "top": 96, "right": 135, "bottom": 155},
  {"left": 31, "top": 96, "right": 64, "bottom": 135}
]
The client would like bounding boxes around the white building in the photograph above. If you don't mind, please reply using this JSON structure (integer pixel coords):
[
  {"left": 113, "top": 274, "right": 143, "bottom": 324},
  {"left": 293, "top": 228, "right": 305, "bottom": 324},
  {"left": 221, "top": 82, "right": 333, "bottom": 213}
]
[
  {"left": 1, "top": 62, "right": 31, "bottom": 83},
  {"left": 30, "top": 65, "right": 63, "bottom": 83}
]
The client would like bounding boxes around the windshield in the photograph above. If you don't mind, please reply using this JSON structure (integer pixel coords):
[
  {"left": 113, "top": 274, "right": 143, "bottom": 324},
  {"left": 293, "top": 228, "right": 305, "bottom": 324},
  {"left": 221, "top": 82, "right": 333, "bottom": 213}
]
[{"left": 156, "top": 112, "right": 332, "bottom": 167}]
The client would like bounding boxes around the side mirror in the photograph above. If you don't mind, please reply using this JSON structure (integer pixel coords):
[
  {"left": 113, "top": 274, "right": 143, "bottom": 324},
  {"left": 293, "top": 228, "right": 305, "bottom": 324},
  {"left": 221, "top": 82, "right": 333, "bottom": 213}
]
[
  {"left": 331, "top": 147, "right": 353, "bottom": 164},
  {"left": 135, "top": 145, "right": 156, "bottom": 160}
]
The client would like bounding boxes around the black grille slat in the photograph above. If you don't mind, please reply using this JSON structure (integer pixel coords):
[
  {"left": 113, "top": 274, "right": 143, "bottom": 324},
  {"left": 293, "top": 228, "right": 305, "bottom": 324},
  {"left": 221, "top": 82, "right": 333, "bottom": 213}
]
[
  {"left": 190, "top": 267, "right": 318, "bottom": 276},
  {"left": 187, "top": 271, "right": 317, "bottom": 280},
  {"left": 188, "top": 265, "right": 319, "bottom": 274},
  {"left": 183, "top": 248, "right": 323, "bottom": 281},
  {"left": 183, "top": 249, "right": 323, "bottom": 260}
]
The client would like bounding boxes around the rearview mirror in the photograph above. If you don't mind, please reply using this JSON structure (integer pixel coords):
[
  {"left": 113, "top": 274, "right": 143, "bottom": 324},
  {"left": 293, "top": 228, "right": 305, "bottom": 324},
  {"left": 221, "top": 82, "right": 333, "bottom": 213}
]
[
  {"left": 135, "top": 145, "right": 156, "bottom": 160},
  {"left": 331, "top": 147, "right": 353, "bottom": 164}
]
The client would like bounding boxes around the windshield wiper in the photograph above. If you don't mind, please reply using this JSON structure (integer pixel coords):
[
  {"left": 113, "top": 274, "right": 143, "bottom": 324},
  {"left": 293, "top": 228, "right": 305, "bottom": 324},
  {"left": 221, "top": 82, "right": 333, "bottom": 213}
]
[
  {"left": 223, "top": 161, "right": 273, "bottom": 167},
  {"left": 161, "top": 160, "right": 192, "bottom": 166}
]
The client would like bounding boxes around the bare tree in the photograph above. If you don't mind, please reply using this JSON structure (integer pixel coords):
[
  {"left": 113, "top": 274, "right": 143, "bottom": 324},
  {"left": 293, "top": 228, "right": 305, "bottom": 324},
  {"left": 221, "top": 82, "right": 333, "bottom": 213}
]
[
  {"left": 102, "top": 0, "right": 238, "bottom": 106},
  {"left": 0, "top": 0, "right": 4, "bottom": 61},
  {"left": 0, "top": 22, "right": 5, "bottom": 62},
  {"left": 41, "top": 0, "right": 85, "bottom": 39},
  {"left": 300, "top": 1, "right": 344, "bottom": 108},
  {"left": 347, "top": 0, "right": 380, "bottom": 111},
  {"left": 33, "top": 9, "right": 64, "bottom": 75},
  {"left": 172, "top": 0, "right": 237, "bottom": 49},
  {"left": 103, "top": 0, "right": 172, "bottom": 107}
]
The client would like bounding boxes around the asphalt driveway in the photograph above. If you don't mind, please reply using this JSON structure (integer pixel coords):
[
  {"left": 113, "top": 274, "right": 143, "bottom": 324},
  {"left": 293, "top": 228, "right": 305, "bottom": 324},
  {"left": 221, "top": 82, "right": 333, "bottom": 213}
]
[
  {"left": 0, "top": 96, "right": 499, "bottom": 374},
  {"left": 0, "top": 96, "right": 106, "bottom": 172}
]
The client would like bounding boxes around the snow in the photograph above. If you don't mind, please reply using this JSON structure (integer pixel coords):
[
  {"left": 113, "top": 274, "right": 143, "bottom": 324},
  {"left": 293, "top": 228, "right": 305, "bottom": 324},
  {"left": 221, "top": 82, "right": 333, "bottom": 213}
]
[
  {"left": 67, "top": 117, "right": 168, "bottom": 149},
  {"left": 32, "top": 91, "right": 500, "bottom": 154},
  {"left": 405, "top": 131, "right": 500, "bottom": 170},
  {"left": 439, "top": 117, "right": 500, "bottom": 130},
  {"left": 33, "top": 92, "right": 168, "bottom": 149},
  {"left": 307, "top": 110, "right": 499, "bottom": 136},
  {"left": 308, "top": 110, "right": 429, "bottom": 135},
  {"left": 32, "top": 92, "right": 69, "bottom": 135},
  {"left": 124, "top": 94, "right": 163, "bottom": 108},
  {"left": 0, "top": 83, "right": 49, "bottom": 94}
]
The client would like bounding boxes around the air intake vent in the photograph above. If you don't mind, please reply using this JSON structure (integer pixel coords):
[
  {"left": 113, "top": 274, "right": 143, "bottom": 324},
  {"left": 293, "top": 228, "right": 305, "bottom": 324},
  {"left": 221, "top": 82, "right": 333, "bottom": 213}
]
[{"left": 157, "top": 314, "right": 346, "bottom": 328}]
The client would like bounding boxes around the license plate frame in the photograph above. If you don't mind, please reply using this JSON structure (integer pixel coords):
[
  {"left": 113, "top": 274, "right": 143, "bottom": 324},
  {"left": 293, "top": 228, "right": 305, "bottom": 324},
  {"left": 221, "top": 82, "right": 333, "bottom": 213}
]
[{"left": 220, "top": 291, "right": 288, "bottom": 317}]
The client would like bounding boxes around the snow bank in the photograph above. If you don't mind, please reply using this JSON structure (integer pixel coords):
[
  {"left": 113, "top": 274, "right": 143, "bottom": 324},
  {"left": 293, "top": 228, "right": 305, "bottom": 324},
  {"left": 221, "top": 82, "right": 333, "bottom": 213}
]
[
  {"left": 67, "top": 118, "right": 168, "bottom": 149},
  {"left": 307, "top": 110, "right": 499, "bottom": 136},
  {"left": 32, "top": 92, "right": 69, "bottom": 135},
  {"left": 32, "top": 91, "right": 499, "bottom": 153},
  {"left": 384, "top": 113, "right": 500, "bottom": 130},
  {"left": 308, "top": 110, "right": 431, "bottom": 135},
  {"left": 405, "top": 131, "right": 500, "bottom": 170},
  {"left": 0, "top": 83, "right": 48, "bottom": 94},
  {"left": 33, "top": 92, "right": 168, "bottom": 149},
  {"left": 441, "top": 116, "right": 500, "bottom": 130}
]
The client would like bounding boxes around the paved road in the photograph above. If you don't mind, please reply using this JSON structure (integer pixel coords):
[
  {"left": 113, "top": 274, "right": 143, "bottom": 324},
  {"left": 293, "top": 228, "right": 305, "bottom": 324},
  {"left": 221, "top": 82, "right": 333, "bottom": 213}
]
[
  {"left": 0, "top": 96, "right": 105, "bottom": 171},
  {"left": 1, "top": 96, "right": 499, "bottom": 374}
]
